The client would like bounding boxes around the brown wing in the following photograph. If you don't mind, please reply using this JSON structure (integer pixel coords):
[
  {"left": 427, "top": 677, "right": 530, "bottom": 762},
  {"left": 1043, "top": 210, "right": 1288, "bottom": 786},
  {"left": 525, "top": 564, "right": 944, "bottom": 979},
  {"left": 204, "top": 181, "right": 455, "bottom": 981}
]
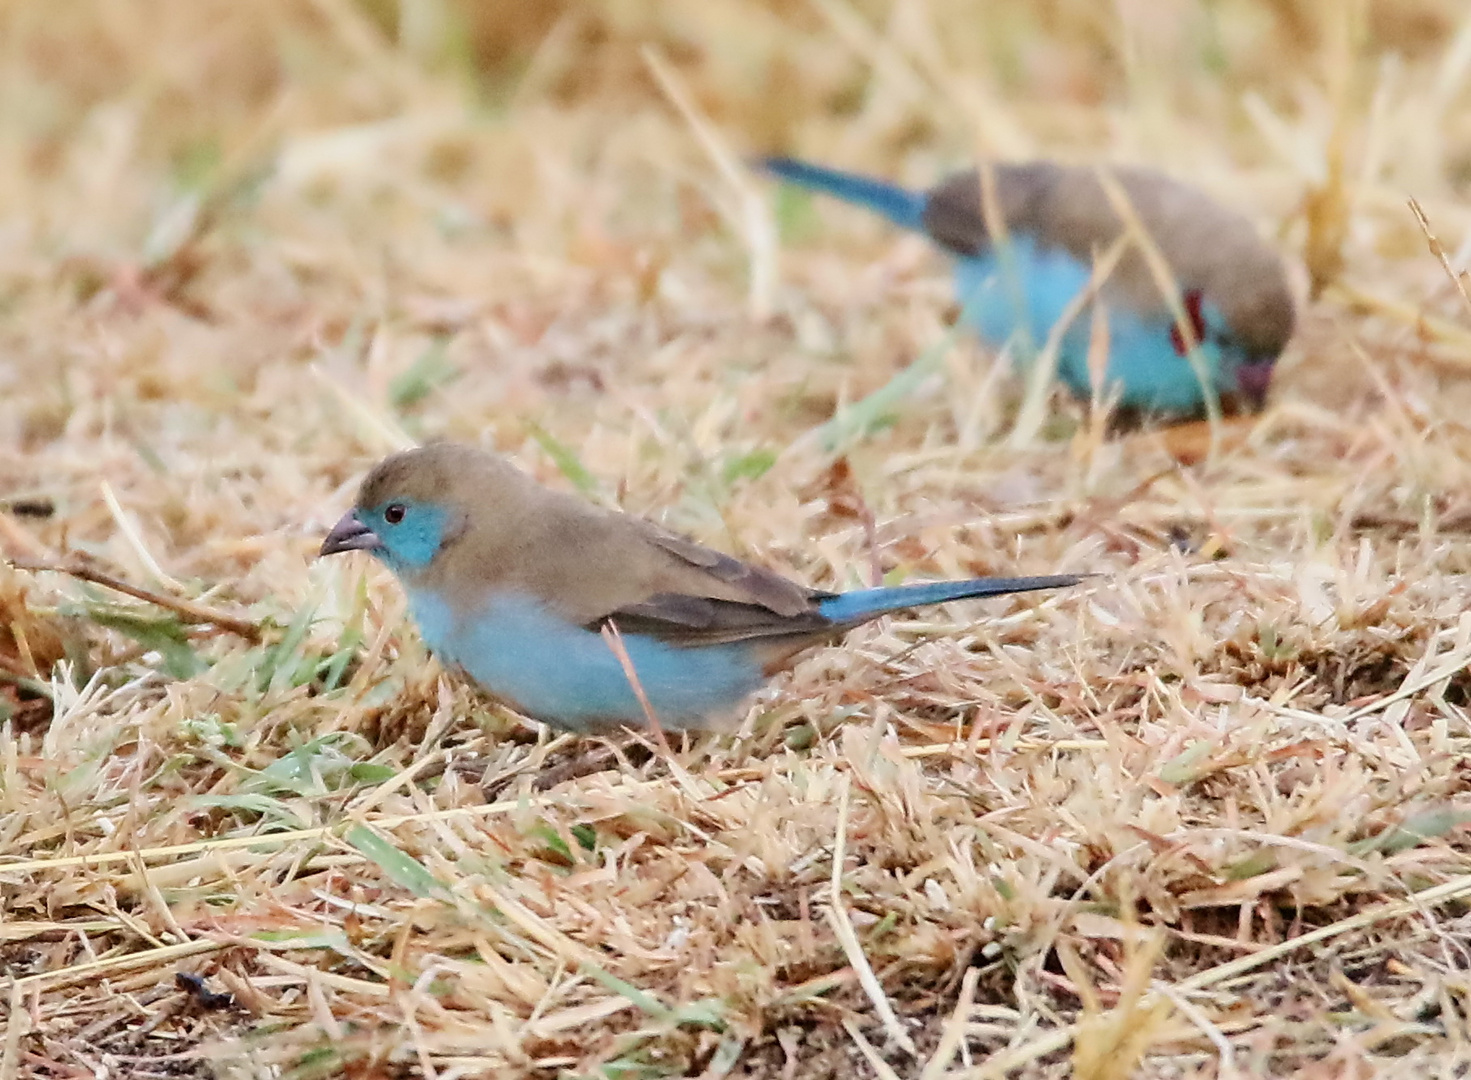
[
  {"left": 591, "top": 521, "right": 837, "bottom": 646},
  {"left": 595, "top": 592, "right": 837, "bottom": 647},
  {"left": 640, "top": 525, "right": 820, "bottom": 617},
  {"left": 424, "top": 472, "right": 833, "bottom": 636}
]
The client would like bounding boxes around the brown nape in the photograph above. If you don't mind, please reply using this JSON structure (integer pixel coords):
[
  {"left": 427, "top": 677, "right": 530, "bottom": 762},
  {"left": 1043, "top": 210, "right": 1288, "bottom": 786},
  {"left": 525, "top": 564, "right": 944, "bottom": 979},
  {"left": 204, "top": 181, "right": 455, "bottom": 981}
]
[
  {"left": 920, "top": 162, "right": 1296, "bottom": 359},
  {"left": 355, "top": 442, "right": 527, "bottom": 513}
]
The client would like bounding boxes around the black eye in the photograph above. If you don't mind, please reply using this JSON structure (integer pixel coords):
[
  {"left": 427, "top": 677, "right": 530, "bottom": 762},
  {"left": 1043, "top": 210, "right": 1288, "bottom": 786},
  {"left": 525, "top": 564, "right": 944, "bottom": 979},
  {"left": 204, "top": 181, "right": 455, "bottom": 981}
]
[{"left": 383, "top": 503, "right": 406, "bottom": 525}]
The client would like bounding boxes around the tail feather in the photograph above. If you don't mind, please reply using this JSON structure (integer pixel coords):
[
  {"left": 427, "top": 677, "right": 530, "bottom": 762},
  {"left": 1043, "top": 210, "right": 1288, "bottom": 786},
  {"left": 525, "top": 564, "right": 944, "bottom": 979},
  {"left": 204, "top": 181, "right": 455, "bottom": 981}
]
[
  {"left": 761, "top": 156, "right": 927, "bottom": 232},
  {"left": 816, "top": 575, "right": 1081, "bottom": 625}
]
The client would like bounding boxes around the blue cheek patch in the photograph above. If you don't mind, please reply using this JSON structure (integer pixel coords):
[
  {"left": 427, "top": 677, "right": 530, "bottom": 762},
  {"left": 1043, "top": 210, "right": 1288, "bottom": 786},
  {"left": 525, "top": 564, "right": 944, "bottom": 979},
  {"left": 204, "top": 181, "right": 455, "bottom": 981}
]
[{"left": 368, "top": 501, "right": 451, "bottom": 571}]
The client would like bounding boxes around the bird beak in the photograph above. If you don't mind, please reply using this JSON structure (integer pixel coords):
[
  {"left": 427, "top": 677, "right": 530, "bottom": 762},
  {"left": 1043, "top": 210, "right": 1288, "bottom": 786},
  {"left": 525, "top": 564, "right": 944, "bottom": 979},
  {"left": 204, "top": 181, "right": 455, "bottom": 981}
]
[
  {"left": 1236, "top": 361, "right": 1274, "bottom": 412},
  {"left": 319, "top": 511, "right": 383, "bottom": 557}
]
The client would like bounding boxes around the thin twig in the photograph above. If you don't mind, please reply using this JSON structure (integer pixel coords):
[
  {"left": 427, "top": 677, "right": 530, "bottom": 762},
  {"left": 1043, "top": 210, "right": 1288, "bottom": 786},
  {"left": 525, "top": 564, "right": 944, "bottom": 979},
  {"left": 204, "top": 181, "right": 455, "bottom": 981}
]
[
  {"left": 1408, "top": 197, "right": 1471, "bottom": 321},
  {"left": 920, "top": 964, "right": 982, "bottom": 1079},
  {"left": 600, "top": 619, "right": 673, "bottom": 756},
  {"left": 6, "top": 938, "right": 223, "bottom": 992},
  {"left": 843, "top": 1016, "right": 906, "bottom": 1080},
  {"left": 641, "top": 44, "right": 776, "bottom": 321},
  {"left": 826, "top": 775, "right": 918, "bottom": 1057},
  {"left": 1094, "top": 167, "right": 1223, "bottom": 454},
  {"left": 8, "top": 558, "right": 262, "bottom": 642}
]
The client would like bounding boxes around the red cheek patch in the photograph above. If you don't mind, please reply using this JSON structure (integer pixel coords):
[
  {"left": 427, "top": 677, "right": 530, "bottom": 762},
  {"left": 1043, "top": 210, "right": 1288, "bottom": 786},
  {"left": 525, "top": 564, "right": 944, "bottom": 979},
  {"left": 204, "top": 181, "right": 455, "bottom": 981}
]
[{"left": 1170, "top": 290, "right": 1207, "bottom": 356}]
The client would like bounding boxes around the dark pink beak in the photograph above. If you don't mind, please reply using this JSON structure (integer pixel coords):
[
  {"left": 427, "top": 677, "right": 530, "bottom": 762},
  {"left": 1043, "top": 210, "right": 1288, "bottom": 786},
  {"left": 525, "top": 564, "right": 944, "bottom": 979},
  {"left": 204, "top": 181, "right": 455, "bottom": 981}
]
[
  {"left": 319, "top": 511, "right": 382, "bottom": 557},
  {"left": 1236, "top": 361, "right": 1274, "bottom": 411}
]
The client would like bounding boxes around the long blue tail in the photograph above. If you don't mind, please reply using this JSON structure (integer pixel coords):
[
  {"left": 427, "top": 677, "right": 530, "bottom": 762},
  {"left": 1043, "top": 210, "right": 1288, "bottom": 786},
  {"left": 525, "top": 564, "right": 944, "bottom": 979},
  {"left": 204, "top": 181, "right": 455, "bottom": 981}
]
[
  {"left": 762, "top": 156, "right": 927, "bottom": 232},
  {"left": 817, "top": 575, "right": 1080, "bottom": 625}
]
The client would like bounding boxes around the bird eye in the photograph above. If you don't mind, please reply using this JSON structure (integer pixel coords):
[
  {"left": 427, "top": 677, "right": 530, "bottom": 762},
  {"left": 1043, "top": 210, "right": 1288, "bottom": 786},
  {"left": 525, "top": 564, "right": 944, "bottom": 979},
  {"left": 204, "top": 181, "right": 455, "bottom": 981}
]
[{"left": 383, "top": 503, "right": 406, "bottom": 525}]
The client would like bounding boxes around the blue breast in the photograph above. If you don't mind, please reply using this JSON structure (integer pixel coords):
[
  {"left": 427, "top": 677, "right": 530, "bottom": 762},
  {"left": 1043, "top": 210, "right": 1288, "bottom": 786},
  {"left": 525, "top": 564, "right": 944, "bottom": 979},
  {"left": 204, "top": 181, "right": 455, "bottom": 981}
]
[
  {"left": 950, "top": 237, "right": 1230, "bottom": 413},
  {"left": 406, "top": 589, "right": 767, "bottom": 729}
]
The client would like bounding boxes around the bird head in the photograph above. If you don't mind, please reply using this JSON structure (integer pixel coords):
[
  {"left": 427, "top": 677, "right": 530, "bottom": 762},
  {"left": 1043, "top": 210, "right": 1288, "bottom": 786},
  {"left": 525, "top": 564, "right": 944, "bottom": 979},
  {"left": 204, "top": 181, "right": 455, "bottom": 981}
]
[
  {"left": 320, "top": 498, "right": 454, "bottom": 574},
  {"left": 318, "top": 445, "right": 502, "bottom": 580}
]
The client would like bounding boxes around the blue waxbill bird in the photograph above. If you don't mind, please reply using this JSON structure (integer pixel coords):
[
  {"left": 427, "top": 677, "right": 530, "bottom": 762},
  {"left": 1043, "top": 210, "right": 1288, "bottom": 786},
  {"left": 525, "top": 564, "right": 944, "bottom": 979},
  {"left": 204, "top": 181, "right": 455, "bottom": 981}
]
[
  {"left": 762, "top": 157, "right": 1295, "bottom": 417},
  {"left": 319, "top": 443, "right": 1080, "bottom": 731}
]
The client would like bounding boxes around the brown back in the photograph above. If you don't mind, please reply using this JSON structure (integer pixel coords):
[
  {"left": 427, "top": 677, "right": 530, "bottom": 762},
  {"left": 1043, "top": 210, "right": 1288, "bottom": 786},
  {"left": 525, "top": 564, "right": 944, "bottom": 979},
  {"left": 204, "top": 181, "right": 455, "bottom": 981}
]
[
  {"left": 357, "top": 444, "right": 824, "bottom": 641},
  {"left": 921, "top": 163, "right": 1294, "bottom": 359}
]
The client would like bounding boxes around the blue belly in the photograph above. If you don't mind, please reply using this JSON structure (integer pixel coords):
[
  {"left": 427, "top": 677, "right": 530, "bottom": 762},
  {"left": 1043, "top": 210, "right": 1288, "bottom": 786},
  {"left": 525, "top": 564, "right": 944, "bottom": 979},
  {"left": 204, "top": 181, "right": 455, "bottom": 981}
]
[
  {"left": 406, "top": 590, "right": 767, "bottom": 729},
  {"left": 951, "top": 239, "right": 1227, "bottom": 413}
]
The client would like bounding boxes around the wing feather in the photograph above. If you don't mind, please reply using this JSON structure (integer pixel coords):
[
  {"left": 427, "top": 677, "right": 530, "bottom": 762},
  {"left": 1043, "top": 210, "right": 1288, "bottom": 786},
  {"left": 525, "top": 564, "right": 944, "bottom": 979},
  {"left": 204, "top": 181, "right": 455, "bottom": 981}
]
[{"left": 583, "top": 522, "right": 837, "bottom": 646}]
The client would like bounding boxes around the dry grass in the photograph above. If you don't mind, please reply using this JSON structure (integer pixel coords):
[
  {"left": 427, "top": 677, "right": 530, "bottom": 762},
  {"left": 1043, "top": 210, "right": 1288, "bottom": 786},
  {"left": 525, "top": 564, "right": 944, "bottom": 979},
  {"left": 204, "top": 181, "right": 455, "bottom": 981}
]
[{"left": 3, "top": 0, "right": 1471, "bottom": 1076}]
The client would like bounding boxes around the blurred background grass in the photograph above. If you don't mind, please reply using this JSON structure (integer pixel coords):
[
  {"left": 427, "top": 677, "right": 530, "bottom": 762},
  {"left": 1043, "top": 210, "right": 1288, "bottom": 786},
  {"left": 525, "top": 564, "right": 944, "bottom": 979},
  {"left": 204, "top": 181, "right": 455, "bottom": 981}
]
[
  {"left": 3, "top": 0, "right": 1469, "bottom": 463},
  {"left": 6, "top": 1, "right": 1468, "bottom": 159},
  {"left": 3, "top": 0, "right": 1468, "bottom": 250}
]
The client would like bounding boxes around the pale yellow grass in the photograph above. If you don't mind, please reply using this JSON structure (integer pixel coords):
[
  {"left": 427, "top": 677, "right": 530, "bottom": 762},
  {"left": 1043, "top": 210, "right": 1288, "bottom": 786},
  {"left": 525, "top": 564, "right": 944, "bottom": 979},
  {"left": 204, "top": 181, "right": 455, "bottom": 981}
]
[{"left": 1, "top": 1, "right": 1471, "bottom": 1078}]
